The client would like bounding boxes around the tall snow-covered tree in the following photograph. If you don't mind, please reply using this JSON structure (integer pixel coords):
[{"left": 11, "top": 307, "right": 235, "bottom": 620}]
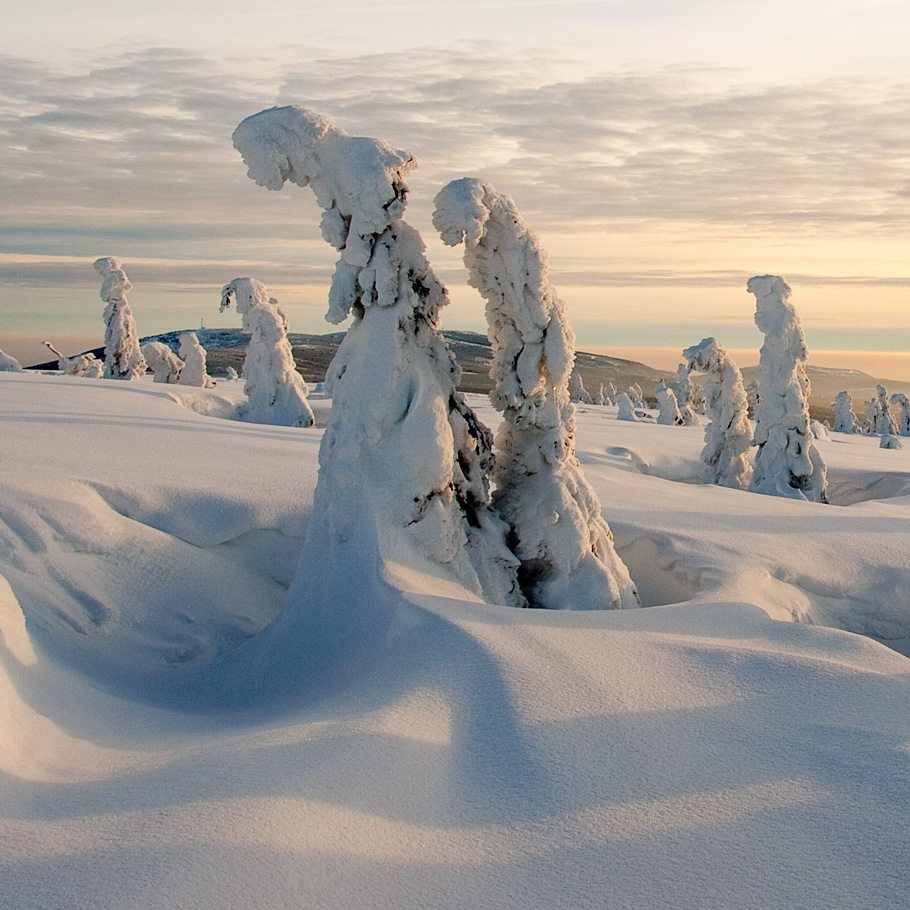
[
  {"left": 683, "top": 337, "right": 753, "bottom": 489},
  {"left": 655, "top": 383, "right": 683, "bottom": 425},
  {"left": 220, "top": 277, "right": 314, "bottom": 428},
  {"left": 233, "top": 105, "right": 522, "bottom": 607},
  {"left": 140, "top": 341, "right": 184, "bottom": 384},
  {"left": 176, "top": 332, "right": 215, "bottom": 388},
  {"left": 831, "top": 391, "right": 859, "bottom": 433},
  {"left": 748, "top": 275, "right": 827, "bottom": 502},
  {"left": 434, "top": 177, "right": 638, "bottom": 611},
  {"left": 94, "top": 257, "right": 146, "bottom": 380},
  {"left": 890, "top": 392, "right": 910, "bottom": 436}
]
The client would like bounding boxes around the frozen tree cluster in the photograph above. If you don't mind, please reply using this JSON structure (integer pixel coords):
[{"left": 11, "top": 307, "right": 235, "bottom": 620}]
[
  {"left": 434, "top": 176, "right": 638, "bottom": 610},
  {"left": 683, "top": 337, "right": 753, "bottom": 489},
  {"left": 176, "top": 332, "right": 215, "bottom": 388},
  {"left": 140, "top": 341, "right": 184, "bottom": 384},
  {"left": 220, "top": 277, "right": 314, "bottom": 428},
  {"left": 0, "top": 349, "right": 23, "bottom": 372},
  {"left": 233, "top": 106, "right": 522, "bottom": 607},
  {"left": 747, "top": 275, "right": 827, "bottom": 502},
  {"left": 44, "top": 342, "right": 103, "bottom": 378},
  {"left": 831, "top": 391, "right": 859, "bottom": 434},
  {"left": 94, "top": 257, "right": 146, "bottom": 381}
]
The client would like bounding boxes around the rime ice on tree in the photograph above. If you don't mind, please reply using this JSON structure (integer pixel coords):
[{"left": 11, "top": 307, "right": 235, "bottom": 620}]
[
  {"left": 434, "top": 177, "right": 638, "bottom": 611},
  {"left": 876, "top": 385, "right": 902, "bottom": 448},
  {"left": 615, "top": 392, "right": 639, "bottom": 422},
  {"left": 748, "top": 275, "right": 827, "bottom": 502},
  {"left": 683, "top": 337, "right": 753, "bottom": 489},
  {"left": 94, "top": 257, "right": 146, "bottom": 380},
  {"left": 233, "top": 106, "right": 521, "bottom": 607},
  {"left": 176, "top": 332, "right": 215, "bottom": 388},
  {"left": 655, "top": 383, "right": 683, "bottom": 425},
  {"left": 140, "top": 341, "right": 184, "bottom": 384},
  {"left": 890, "top": 393, "right": 910, "bottom": 436},
  {"left": 220, "top": 277, "right": 314, "bottom": 428},
  {"left": 570, "top": 372, "right": 593, "bottom": 404}
]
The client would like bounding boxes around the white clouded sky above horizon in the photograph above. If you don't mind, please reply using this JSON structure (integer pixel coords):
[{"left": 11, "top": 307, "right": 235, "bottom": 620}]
[{"left": 2, "top": 0, "right": 910, "bottom": 374}]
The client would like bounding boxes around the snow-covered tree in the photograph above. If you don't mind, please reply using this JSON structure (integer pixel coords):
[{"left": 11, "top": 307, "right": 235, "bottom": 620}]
[
  {"left": 570, "top": 371, "right": 593, "bottom": 404},
  {"left": 43, "top": 341, "right": 101, "bottom": 378},
  {"left": 0, "top": 349, "right": 22, "bottom": 372},
  {"left": 683, "top": 337, "right": 753, "bottom": 489},
  {"left": 233, "top": 105, "right": 522, "bottom": 607},
  {"left": 831, "top": 391, "right": 859, "bottom": 433},
  {"left": 673, "top": 363, "right": 700, "bottom": 425},
  {"left": 94, "top": 257, "right": 146, "bottom": 380},
  {"left": 745, "top": 380, "right": 761, "bottom": 418},
  {"left": 434, "top": 177, "right": 638, "bottom": 610},
  {"left": 627, "top": 383, "right": 644, "bottom": 408},
  {"left": 595, "top": 383, "right": 606, "bottom": 406},
  {"left": 747, "top": 275, "right": 827, "bottom": 502},
  {"left": 875, "top": 385, "right": 902, "bottom": 448},
  {"left": 604, "top": 381, "right": 617, "bottom": 405},
  {"left": 220, "top": 277, "right": 314, "bottom": 428},
  {"left": 140, "top": 341, "right": 184, "bottom": 384},
  {"left": 615, "top": 391, "right": 638, "bottom": 421},
  {"left": 890, "top": 392, "right": 910, "bottom": 436},
  {"left": 655, "top": 383, "right": 683, "bottom": 425},
  {"left": 176, "top": 332, "right": 215, "bottom": 388},
  {"left": 225, "top": 366, "right": 239, "bottom": 381}
]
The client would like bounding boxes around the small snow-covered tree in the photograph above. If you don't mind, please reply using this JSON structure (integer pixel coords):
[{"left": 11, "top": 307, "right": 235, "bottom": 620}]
[
  {"left": 220, "top": 277, "right": 314, "bottom": 428},
  {"left": 673, "top": 363, "right": 700, "bottom": 424},
  {"left": 233, "top": 106, "right": 522, "bottom": 607},
  {"left": 94, "top": 257, "right": 146, "bottom": 380},
  {"left": 890, "top": 393, "right": 910, "bottom": 436},
  {"left": 570, "top": 371, "right": 593, "bottom": 404},
  {"left": 595, "top": 383, "right": 606, "bottom": 406},
  {"left": 140, "top": 341, "right": 184, "bottom": 383},
  {"left": 748, "top": 275, "right": 826, "bottom": 502},
  {"left": 43, "top": 341, "right": 101, "bottom": 378},
  {"left": 0, "top": 349, "right": 22, "bottom": 372},
  {"left": 604, "top": 381, "right": 617, "bottom": 405},
  {"left": 176, "top": 332, "right": 215, "bottom": 388},
  {"left": 434, "top": 177, "right": 638, "bottom": 611},
  {"left": 615, "top": 391, "right": 638, "bottom": 421},
  {"left": 655, "top": 383, "right": 683, "bottom": 425},
  {"left": 627, "top": 383, "right": 644, "bottom": 408},
  {"left": 225, "top": 366, "right": 239, "bottom": 381},
  {"left": 875, "top": 385, "right": 902, "bottom": 448},
  {"left": 683, "top": 337, "right": 753, "bottom": 489},
  {"left": 831, "top": 390, "right": 859, "bottom": 433}
]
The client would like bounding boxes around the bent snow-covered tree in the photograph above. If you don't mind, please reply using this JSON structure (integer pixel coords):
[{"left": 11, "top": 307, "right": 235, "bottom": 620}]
[
  {"left": 176, "top": 332, "right": 215, "bottom": 388},
  {"left": 140, "top": 341, "right": 184, "bottom": 384},
  {"left": 831, "top": 391, "right": 859, "bottom": 434},
  {"left": 433, "top": 177, "right": 638, "bottom": 610},
  {"left": 94, "top": 257, "right": 146, "bottom": 380},
  {"left": 748, "top": 275, "right": 827, "bottom": 502},
  {"left": 220, "top": 277, "right": 314, "bottom": 428},
  {"left": 683, "top": 337, "right": 752, "bottom": 489},
  {"left": 233, "top": 106, "right": 522, "bottom": 607}
]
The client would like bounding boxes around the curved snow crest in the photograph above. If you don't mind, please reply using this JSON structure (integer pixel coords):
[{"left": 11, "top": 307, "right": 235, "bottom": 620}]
[
  {"left": 683, "top": 337, "right": 753, "bottom": 490},
  {"left": 220, "top": 277, "right": 315, "bottom": 428},
  {"left": 434, "top": 177, "right": 638, "bottom": 611},
  {"left": 747, "top": 275, "right": 827, "bottom": 502},
  {"left": 232, "top": 106, "right": 417, "bottom": 325},
  {"left": 234, "top": 108, "right": 523, "bottom": 608}
]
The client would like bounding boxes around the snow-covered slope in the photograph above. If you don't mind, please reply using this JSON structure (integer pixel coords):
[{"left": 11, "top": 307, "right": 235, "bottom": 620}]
[{"left": 2, "top": 373, "right": 909, "bottom": 909}]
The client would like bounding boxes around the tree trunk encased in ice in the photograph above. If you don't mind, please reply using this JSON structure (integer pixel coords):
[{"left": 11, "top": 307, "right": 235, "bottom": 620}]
[
  {"left": 94, "top": 257, "right": 146, "bottom": 381},
  {"left": 434, "top": 177, "right": 638, "bottom": 611},
  {"left": 683, "top": 337, "right": 753, "bottom": 489},
  {"left": 748, "top": 275, "right": 827, "bottom": 502},
  {"left": 220, "top": 277, "right": 314, "bottom": 428},
  {"left": 233, "top": 106, "right": 522, "bottom": 607}
]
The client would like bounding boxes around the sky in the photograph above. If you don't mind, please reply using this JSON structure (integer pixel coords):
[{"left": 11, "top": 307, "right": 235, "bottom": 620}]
[{"left": 2, "top": 0, "right": 909, "bottom": 377}]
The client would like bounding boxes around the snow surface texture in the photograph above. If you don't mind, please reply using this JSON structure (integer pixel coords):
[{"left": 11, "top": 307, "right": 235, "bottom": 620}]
[
  {"left": 140, "top": 341, "right": 184, "bottom": 384},
  {"left": 0, "top": 349, "right": 23, "bottom": 372},
  {"left": 832, "top": 390, "right": 859, "bottom": 434},
  {"left": 219, "top": 277, "right": 314, "bottom": 428},
  {"left": 748, "top": 275, "right": 827, "bottom": 502},
  {"left": 176, "top": 332, "right": 215, "bottom": 388},
  {"left": 3, "top": 372, "right": 910, "bottom": 910},
  {"left": 434, "top": 177, "right": 638, "bottom": 611},
  {"left": 93, "top": 257, "right": 146, "bottom": 381},
  {"left": 683, "top": 337, "right": 753, "bottom": 489},
  {"left": 232, "top": 106, "right": 522, "bottom": 609}
]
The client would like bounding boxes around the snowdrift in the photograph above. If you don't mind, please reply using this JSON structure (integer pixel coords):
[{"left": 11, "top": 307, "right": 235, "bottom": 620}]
[{"left": 2, "top": 372, "right": 910, "bottom": 909}]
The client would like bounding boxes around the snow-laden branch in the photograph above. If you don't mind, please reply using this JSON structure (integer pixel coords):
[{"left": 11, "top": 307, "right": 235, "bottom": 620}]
[{"left": 434, "top": 177, "right": 638, "bottom": 610}]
